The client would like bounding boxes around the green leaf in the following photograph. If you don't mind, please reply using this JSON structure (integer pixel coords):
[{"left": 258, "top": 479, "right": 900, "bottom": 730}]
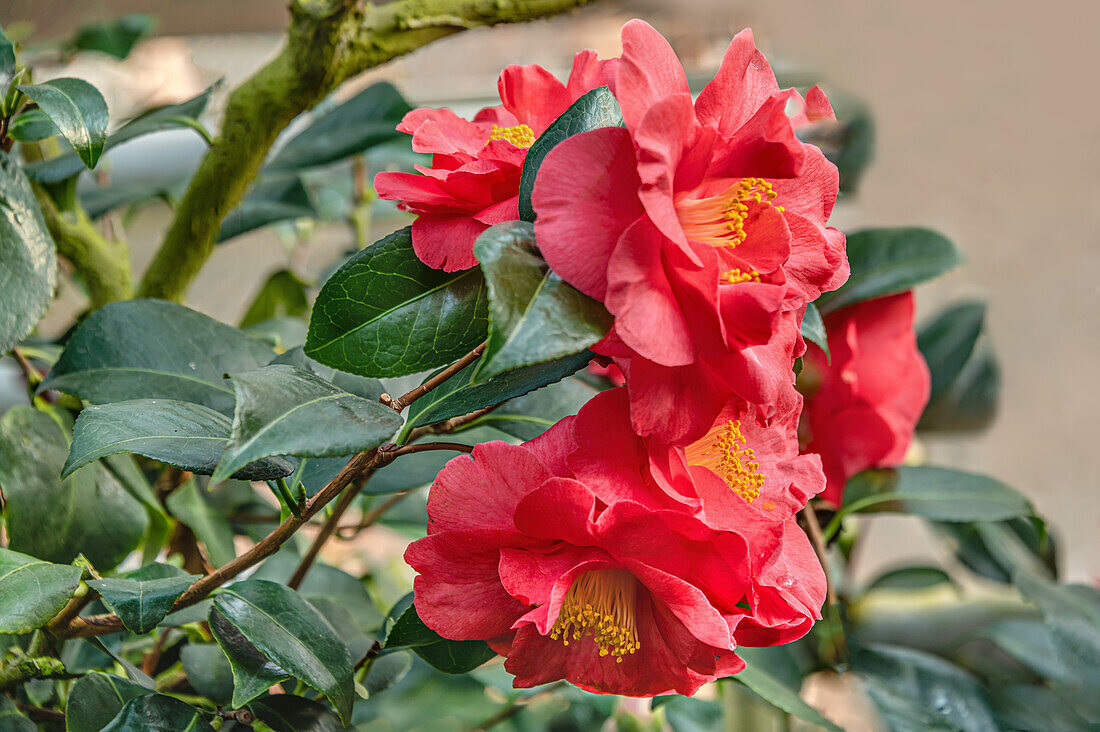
[
  {"left": 265, "top": 81, "right": 411, "bottom": 172},
  {"left": 917, "top": 301, "right": 999, "bottom": 432},
  {"left": 801, "top": 302, "right": 829, "bottom": 358},
  {"left": 213, "top": 580, "right": 354, "bottom": 723},
  {"left": 240, "top": 269, "right": 310, "bottom": 328},
  {"left": 70, "top": 14, "right": 156, "bottom": 60},
  {"left": 87, "top": 565, "right": 198, "bottom": 635},
  {"left": 935, "top": 517, "right": 1057, "bottom": 584},
  {"left": 101, "top": 694, "right": 213, "bottom": 732},
  {"left": 1015, "top": 573, "right": 1100, "bottom": 691},
  {"left": 363, "top": 650, "right": 414, "bottom": 695},
  {"left": 0, "top": 546, "right": 81, "bottom": 634},
  {"left": 854, "top": 644, "right": 998, "bottom": 732},
  {"left": 102, "top": 453, "right": 171, "bottom": 564},
  {"left": 0, "top": 406, "right": 146, "bottom": 569},
  {"left": 834, "top": 466, "right": 1032, "bottom": 526},
  {"left": 989, "top": 684, "right": 1093, "bottom": 732},
  {"left": 24, "top": 84, "right": 216, "bottom": 184},
  {"left": 816, "top": 228, "right": 963, "bottom": 314},
  {"left": 218, "top": 175, "right": 315, "bottom": 242},
  {"left": 473, "top": 221, "right": 611, "bottom": 379},
  {"left": 166, "top": 480, "right": 237, "bottom": 568},
  {"left": 0, "top": 26, "right": 15, "bottom": 93},
  {"left": 249, "top": 695, "right": 345, "bottom": 732},
  {"left": 209, "top": 607, "right": 291, "bottom": 708},
  {"left": 65, "top": 672, "right": 152, "bottom": 732},
  {"left": 518, "top": 86, "right": 623, "bottom": 221},
  {"left": 867, "top": 566, "right": 952, "bottom": 591},
  {"left": 0, "top": 698, "right": 35, "bottom": 732},
  {"left": 733, "top": 663, "right": 843, "bottom": 731},
  {"left": 7, "top": 108, "right": 59, "bottom": 141},
  {"left": 212, "top": 364, "right": 403, "bottom": 483},
  {"left": 179, "top": 643, "right": 235, "bottom": 706},
  {"left": 16, "top": 78, "right": 108, "bottom": 169},
  {"left": 0, "top": 152, "right": 57, "bottom": 356},
  {"left": 64, "top": 398, "right": 295, "bottom": 481},
  {"left": 384, "top": 601, "right": 495, "bottom": 674},
  {"left": 404, "top": 350, "right": 592, "bottom": 433},
  {"left": 41, "top": 299, "right": 275, "bottom": 415},
  {"left": 305, "top": 226, "right": 488, "bottom": 378},
  {"left": 983, "top": 619, "right": 1068, "bottom": 681},
  {"left": 462, "top": 376, "right": 598, "bottom": 440}
]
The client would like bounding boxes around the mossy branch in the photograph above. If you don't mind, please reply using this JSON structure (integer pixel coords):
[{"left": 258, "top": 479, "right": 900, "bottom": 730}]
[
  {"left": 0, "top": 656, "right": 67, "bottom": 691},
  {"left": 34, "top": 188, "right": 133, "bottom": 309},
  {"left": 137, "top": 0, "right": 597, "bottom": 302}
]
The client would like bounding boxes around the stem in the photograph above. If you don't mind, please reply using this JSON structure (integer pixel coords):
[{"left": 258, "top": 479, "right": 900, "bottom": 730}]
[
  {"left": 801, "top": 502, "right": 849, "bottom": 664},
  {"left": 389, "top": 341, "right": 486, "bottom": 412},
  {"left": 138, "top": 0, "right": 597, "bottom": 303},
  {"left": 269, "top": 477, "right": 303, "bottom": 518},
  {"left": 406, "top": 402, "right": 499, "bottom": 441},
  {"left": 10, "top": 347, "right": 42, "bottom": 389},
  {"left": 0, "top": 656, "right": 67, "bottom": 691}
]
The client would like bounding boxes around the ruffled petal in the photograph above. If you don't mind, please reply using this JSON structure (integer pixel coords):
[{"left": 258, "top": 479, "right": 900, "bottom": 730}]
[
  {"left": 410, "top": 215, "right": 486, "bottom": 271},
  {"left": 497, "top": 63, "right": 572, "bottom": 134},
  {"left": 615, "top": 19, "right": 692, "bottom": 134},
  {"left": 694, "top": 28, "right": 781, "bottom": 137}
]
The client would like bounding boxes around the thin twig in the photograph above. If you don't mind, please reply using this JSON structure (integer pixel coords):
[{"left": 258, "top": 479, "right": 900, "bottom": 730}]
[
  {"left": 11, "top": 347, "right": 43, "bottom": 388},
  {"left": 406, "top": 403, "right": 500, "bottom": 442},
  {"left": 141, "top": 630, "right": 171, "bottom": 676},
  {"left": 287, "top": 468, "right": 376, "bottom": 590},
  {"left": 388, "top": 341, "right": 486, "bottom": 411},
  {"left": 335, "top": 491, "right": 411, "bottom": 539},
  {"left": 801, "top": 503, "right": 837, "bottom": 606}
]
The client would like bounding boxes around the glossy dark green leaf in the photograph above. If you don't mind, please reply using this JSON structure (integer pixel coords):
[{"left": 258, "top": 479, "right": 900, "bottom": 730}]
[
  {"left": 265, "top": 81, "right": 410, "bottom": 172},
  {"left": 854, "top": 644, "right": 998, "bottom": 732},
  {"left": 16, "top": 78, "right": 108, "bottom": 168},
  {"left": 461, "top": 376, "right": 597, "bottom": 440},
  {"left": 70, "top": 14, "right": 156, "bottom": 60},
  {"left": 305, "top": 226, "right": 488, "bottom": 378},
  {"left": 87, "top": 564, "right": 198, "bottom": 634},
  {"left": 219, "top": 175, "right": 315, "bottom": 242},
  {"left": 518, "top": 86, "right": 623, "bottom": 221},
  {"left": 917, "top": 303, "right": 999, "bottom": 432},
  {"left": 404, "top": 349, "right": 592, "bottom": 432},
  {"left": 816, "top": 228, "right": 963, "bottom": 314},
  {"left": 867, "top": 566, "right": 952, "bottom": 591},
  {"left": 249, "top": 695, "right": 345, "bottom": 732},
  {"left": 0, "top": 406, "right": 146, "bottom": 569},
  {"left": 101, "top": 694, "right": 213, "bottom": 732},
  {"left": 179, "top": 643, "right": 235, "bottom": 706},
  {"left": 0, "top": 547, "right": 81, "bottom": 634},
  {"left": 41, "top": 299, "right": 275, "bottom": 415},
  {"left": 166, "top": 480, "right": 237, "bottom": 568},
  {"left": 733, "top": 663, "right": 843, "bottom": 731},
  {"left": 240, "top": 269, "right": 310, "bottom": 328},
  {"left": 212, "top": 365, "right": 402, "bottom": 483},
  {"left": 363, "top": 650, "right": 414, "bottom": 695},
  {"left": 0, "top": 152, "right": 57, "bottom": 356},
  {"left": 7, "top": 108, "right": 59, "bottom": 141},
  {"left": 64, "top": 398, "right": 295, "bottom": 481},
  {"left": 801, "top": 301, "right": 829, "bottom": 358},
  {"left": 23, "top": 84, "right": 215, "bottom": 183},
  {"left": 837, "top": 466, "right": 1032, "bottom": 524},
  {"left": 213, "top": 580, "right": 354, "bottom": 723},
  {"left": 384, "top": 601, "right": 495, "bottom": 673},
  {"left": 102, "top": 453, "right": 171, "bottom": 564},
  {"left": 935, "top": 517, "right": 1057, "bottom": 584},
  {"left": 918, "top": 301, "right": 984, "bottom": 399},
  {"left": 209, "top": 607, "right": 291, "bottom": 708},
  {"left": 0, "top": 26, "right": 14, "bottom": 92},
  {"left": 0, "top": 698, "right": 34, "bottom": 732},
  {"left": 65, "top": 672, "right": 152, "bottom": 732},
  {"left": 473, "top": 221, "right": 611, "bottom": 379}
]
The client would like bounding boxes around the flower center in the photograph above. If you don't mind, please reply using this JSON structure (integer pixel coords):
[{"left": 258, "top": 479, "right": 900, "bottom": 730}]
[
  {"left": 550, "top": 569, "right": 640, "bottom": 662},
  {"left": 487, "top": 123, "right": 536, "bottom": 148},
  {"left": 684, "top": 419, "right": 765, "bottom": 503},
  {"left": 675, "top": 177, "right": 784, "bottom": 284}
]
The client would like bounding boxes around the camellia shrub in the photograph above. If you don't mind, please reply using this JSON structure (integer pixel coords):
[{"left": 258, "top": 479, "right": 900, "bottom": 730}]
[{"left": 0, "top": 2, "right": 1096, "bottom": 730}]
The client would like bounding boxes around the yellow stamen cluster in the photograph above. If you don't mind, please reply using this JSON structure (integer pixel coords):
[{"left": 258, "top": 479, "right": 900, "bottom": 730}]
[
  {"left": 684, "top": 420, "right": 765, "bottom": 503},
  {"left": 721, "top": 267, "right": 761, "bottom": 285},
  {"left": 550, "top": 569, "right": 640, "bottom": 663},
  {"left": 675, "top": 177, "right": 784, "bottom": 252},
  {"left": 488, "top": 123, "right": 535, "bottom": 148}
]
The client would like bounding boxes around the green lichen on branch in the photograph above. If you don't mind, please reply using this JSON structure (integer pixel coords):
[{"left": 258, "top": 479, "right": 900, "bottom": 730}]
[
  {"left": 0, "top": 656, "right": 67, "bottom": 691},
  {"left": 34, "top": 188, "right": 132, "bottom": 309},
  {"left": 137, "top": 0, "right": 597, "bottom": 302}
]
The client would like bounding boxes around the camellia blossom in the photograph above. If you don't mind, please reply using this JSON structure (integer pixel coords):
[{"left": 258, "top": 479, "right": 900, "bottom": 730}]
[
  {"left": 374, "top": 51, "right": 613, "bottom": 271},
  {"left": 799, "top": 292, "right": 931, "bottom": 505},
  {"left": 532, "top": 20, "right": 847, "bottom": 442},
  {"left": 404, "top": 423, "right": 824, "bottom": 696},
  {"left": 567, "top": 386, "right": 826, "bottom": 643}
]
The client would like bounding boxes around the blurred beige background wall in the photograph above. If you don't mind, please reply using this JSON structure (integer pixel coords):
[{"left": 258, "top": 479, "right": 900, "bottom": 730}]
[{"left": 2, "top": 0, "right": 1097, "bottom": 580}]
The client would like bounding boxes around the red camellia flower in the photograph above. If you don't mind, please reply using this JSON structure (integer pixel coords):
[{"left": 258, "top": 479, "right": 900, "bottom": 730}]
[
  {"left": 374, "top": 51, "right": 613, "bottom": 271},
  {"left": 532, "top": 21, "right": 847, "bottom": 442},
  {"left": 799, "top": 292, "right": 931, "bottom": 505},
  {"left": 404, "top": 420, "right": 824, "bottom": 696}
]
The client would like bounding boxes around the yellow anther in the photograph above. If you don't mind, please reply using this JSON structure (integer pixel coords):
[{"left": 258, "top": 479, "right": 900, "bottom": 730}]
[
  {"left": 675, "top": 177, "right": 782, "bottom": 253},
  {"left": 721, "top": 268, "right": 761, "bottom": 285},
  {"left": 684, "top": 420, "right": 765, "bottom": 503},
  {"left": 488, "top": 123, "right": 536, "bottom": 148},
  {"left": 550, "top": 569, "right": 640, "bottom": 663}
]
